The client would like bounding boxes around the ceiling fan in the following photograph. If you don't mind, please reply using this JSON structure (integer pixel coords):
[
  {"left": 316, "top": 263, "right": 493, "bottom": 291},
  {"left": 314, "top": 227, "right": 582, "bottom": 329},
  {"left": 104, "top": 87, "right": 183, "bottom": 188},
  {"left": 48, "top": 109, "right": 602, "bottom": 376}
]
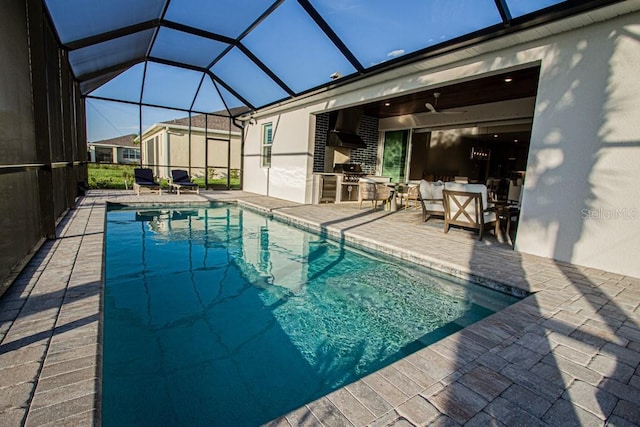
[{"left": 425, "top": 92, "right": 466, "bottom": 114}]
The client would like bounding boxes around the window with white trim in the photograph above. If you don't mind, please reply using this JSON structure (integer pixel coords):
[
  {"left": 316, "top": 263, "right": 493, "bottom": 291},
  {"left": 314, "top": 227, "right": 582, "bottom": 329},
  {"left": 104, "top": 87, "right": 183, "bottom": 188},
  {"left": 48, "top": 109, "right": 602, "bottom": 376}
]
[
  {"left": 261, "top": 123, "right": 273, "bottom": 168},
  {"left": 122, "top": 148, "right": 140, "bottom": 161}
]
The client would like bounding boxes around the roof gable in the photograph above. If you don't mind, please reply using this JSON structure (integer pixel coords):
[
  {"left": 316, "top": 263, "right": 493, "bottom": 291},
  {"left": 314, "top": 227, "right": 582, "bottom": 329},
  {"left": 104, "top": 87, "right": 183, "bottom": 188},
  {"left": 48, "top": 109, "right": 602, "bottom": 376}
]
[
  {"left": 160, "top": 107, "right": 244, "bottom": 131},
  {"left": 88, "top": 134, "right": 138, "bottom": 147}
]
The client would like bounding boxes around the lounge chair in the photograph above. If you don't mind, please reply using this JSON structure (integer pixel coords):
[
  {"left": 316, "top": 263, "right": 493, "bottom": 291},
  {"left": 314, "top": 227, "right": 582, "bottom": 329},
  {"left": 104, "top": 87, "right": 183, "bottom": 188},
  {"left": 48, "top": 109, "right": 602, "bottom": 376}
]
[
  {"left": 170, "top": 169, "right": 199, "bottom": 195},
  {"left": 134, "top": 168, "right": 161, "bottom": 195}
]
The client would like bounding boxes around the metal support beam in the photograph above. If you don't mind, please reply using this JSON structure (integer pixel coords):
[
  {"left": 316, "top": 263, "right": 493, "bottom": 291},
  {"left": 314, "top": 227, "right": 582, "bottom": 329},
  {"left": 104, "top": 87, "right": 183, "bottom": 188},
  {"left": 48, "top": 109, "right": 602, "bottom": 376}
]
[
  {"left": 494, "top": 0, "right": 513, "bottom": 25},
  {"left": 204, "top": 114, "right": 209, "bottom": 189},
  {"left": 237, "top": 43, "right": 295, "bottom": 97},
  {"left": 64, "top": 20, "right": 159, "bottom": 51},
  {"left": 76, "top": 58, "right": 143, "bottom": 83},
  {"left": 147, "top": 56, "right": 209, "bottom": 74},
  {"left": 227, "top": 116, "right": 232, "bottom": 190},
  {"left": 27, "top": 0, "right": 56, "bottom": 239},
  {"left": 207, "top": 70, "right": 256, "bottom": 112},
  {"left": 161, "top": 19, "right": 236, "bottom": 45},
  {"left": 297, "top": 0, "right": 364, "bottom": 73},
  {"left": 188, "top": 111, "right": 192, "bottom": 175}
]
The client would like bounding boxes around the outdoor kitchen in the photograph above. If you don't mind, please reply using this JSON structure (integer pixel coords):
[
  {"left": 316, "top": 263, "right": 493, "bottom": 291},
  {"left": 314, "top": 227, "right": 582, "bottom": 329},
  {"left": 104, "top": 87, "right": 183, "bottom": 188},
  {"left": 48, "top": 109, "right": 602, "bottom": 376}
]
[{"left": 312, "top": 108, "right": 380, "bottom": 204}]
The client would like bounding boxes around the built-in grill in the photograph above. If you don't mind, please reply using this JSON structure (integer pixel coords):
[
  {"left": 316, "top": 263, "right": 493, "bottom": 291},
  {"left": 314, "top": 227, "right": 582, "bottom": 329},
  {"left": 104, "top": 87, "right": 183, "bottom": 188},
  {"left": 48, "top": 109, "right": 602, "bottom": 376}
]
[
  {"left": 333, "top": 163, "right": 366, "bottom": 182},
  {"left": 332, "top": 163, "right": 365, "bottom": 201}
]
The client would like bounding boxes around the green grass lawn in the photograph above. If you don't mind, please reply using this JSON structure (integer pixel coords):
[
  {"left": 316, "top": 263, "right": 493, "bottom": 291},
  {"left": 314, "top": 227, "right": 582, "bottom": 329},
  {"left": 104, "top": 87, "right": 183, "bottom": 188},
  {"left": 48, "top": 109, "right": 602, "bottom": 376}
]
[
  {"left": 88, "top": 164, "right": 240, "bottom": 189},
  {"left": 88, "top": 164, "right": 136, "bottom": 189}
]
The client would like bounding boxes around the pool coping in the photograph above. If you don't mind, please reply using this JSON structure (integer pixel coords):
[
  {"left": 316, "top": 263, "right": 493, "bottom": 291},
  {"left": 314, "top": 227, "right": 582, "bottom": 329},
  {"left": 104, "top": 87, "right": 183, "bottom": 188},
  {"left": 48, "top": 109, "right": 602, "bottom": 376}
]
[
  {"left": 1, "top": 190, "right": 639, "bottom": 426},
  {"left": 240, "top": 201, "right": 531, "bottom": 299}
]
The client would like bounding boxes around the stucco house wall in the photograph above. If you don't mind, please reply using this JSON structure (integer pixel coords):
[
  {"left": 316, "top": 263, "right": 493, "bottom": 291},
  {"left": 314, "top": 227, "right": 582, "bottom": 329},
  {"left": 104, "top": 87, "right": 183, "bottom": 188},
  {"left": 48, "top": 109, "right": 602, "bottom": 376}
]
[
  {"left": 242, "top": 9, "right": 640, "bottom": 278},
  {"left": 141, "top": 125, "right": 241, "bottom": 180},
  {"left": 243, "top": 106, "right": 317, "bottom": 203}
]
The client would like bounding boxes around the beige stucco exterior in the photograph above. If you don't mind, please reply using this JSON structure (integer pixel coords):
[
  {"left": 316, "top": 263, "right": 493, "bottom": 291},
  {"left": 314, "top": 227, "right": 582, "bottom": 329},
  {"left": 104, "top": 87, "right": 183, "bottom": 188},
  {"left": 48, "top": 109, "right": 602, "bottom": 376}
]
[{"left": 141, "top": 123, "right": 241, "bottom": 180}]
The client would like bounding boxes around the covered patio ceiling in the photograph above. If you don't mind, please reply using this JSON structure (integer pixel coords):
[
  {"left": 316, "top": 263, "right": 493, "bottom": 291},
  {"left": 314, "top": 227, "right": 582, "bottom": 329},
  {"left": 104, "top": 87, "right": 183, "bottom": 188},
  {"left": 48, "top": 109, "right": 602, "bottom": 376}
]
[
  {"left": 360, "top": 66, "right": 541, "bottom": 118},
  {"left": 44, "top": 0, "right": 624, "bottom": 117}
]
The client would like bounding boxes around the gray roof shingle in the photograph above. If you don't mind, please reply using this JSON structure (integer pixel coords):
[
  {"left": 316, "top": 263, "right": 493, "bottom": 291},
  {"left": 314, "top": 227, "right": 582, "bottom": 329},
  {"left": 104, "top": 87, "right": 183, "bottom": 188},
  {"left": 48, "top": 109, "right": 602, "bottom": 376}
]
[
  {"left": 88, "top": 134, "right": 138, "bottom": 147},
  {"left": 161, "top": 107, "right": 247, "bottom": 132}
]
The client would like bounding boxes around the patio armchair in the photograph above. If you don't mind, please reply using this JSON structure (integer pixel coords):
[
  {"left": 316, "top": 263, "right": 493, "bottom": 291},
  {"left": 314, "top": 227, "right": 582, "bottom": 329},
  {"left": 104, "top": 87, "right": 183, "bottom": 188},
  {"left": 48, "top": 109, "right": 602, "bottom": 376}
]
[
  {"left": 134, "top": 168, "right": 161, "bottom": 195},
  {"left": 397, "top": 182, "right": 420, "bottom": 210},
  {"left": 358, "top": 178, "right": 392, "bottom": 210},
  {"left": 501, "top": 179, "right": 523, "bottom": 244},
  {"left": 170, "top": 169, "right": 199, "bottom": 195},
  {"left": 442, "top": 186, "right": 497, "bottom": 241}
]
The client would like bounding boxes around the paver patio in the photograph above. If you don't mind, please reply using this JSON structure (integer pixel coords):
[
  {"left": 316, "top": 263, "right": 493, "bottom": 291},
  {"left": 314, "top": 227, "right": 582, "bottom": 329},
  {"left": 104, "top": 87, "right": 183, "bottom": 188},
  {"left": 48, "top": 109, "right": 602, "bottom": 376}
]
[{"left": 0, "top": 190, "right": 639, "bottom": 426}]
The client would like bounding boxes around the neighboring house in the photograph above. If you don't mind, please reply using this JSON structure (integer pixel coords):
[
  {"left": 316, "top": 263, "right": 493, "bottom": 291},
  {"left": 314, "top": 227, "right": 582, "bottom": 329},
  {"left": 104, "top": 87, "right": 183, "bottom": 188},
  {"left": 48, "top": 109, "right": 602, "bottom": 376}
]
[
  {"left": 241, "top": 7, "right": 640, "bottom": 279},
  {"left": 140, "top": 110, "right": 242, "bottom": 181},
  {"left": 88, "top": 134, "right": 140, "bottom": 164}
]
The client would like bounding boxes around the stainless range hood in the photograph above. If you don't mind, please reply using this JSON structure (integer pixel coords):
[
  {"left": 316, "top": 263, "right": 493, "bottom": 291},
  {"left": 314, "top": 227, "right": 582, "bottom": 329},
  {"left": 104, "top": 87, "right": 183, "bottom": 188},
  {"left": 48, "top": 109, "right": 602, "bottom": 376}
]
[{"left": 327, "top": 108, "right": 367, "bottom": 149}]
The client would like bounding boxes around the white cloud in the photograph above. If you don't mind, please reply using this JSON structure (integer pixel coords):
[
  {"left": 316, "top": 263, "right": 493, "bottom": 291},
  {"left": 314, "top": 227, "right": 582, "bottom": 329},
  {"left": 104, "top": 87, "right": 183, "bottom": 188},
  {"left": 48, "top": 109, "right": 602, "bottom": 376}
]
[{"left": 387, "top": 49, "right": 405, "bottom": 58}]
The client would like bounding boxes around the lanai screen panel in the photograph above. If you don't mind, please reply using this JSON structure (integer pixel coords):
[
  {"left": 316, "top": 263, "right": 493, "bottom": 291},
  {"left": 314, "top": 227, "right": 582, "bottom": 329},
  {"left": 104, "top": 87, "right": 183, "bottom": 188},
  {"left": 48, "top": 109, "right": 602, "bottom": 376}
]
[
  {"left": 85, "top": 99, "right": 140, "bottom": 143},
  {"left": 151, "top": 28, "right": 229, "bottom": 69},
  {"left": 164, "top": 0, "right": 274, "bottom": 39},
  {"left": 505, "top": 0, "right": 568, "bottom": 18},
  {"left": 216, "top": 85, "right": 248, "bottom": 112},
  {"left": 41, "top": 0, "right": 614, "bottom": 113},
  {"left": 211, "top": 47, "right": 290, "bottom": 108},
  {"left": 243, "top": 0, "right": 357, "bottom": 93},
  {"left": 142, "top": 63, "right": 204, "bottom": 111},
  {"left": 309, "top": 0, "right": 504, "bottom": 68},
  {"left": 44, "top": 0, "right": 166, "bottom": 43},
  {"left": 192, "top": 78, "right": 228, "bottom": 114},
  {"left": 90, "top": 63, "right": 146, "bottom": 104},
  {"left": 69, "top": 30, "right": 154, "bottom": 78}
]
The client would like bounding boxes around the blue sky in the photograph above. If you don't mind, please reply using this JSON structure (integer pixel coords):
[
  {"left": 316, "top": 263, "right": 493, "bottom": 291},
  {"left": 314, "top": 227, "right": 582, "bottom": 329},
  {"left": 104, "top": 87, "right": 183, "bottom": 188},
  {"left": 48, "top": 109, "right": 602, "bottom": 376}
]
[{"left": 83, "top": 0, "right": 563, "bottom": 142}]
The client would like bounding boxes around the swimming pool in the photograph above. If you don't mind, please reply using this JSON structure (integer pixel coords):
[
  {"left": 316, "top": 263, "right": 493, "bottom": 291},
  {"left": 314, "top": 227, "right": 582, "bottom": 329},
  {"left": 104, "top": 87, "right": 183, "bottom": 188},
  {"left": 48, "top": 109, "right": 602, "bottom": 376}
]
[{"left": 103, "top": 204, "right": 519, "bottom": 426}]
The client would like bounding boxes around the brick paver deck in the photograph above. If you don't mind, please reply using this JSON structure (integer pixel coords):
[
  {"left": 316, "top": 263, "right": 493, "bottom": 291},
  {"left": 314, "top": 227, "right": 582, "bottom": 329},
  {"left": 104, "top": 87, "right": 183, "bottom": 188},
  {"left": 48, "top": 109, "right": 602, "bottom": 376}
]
[{"left": 1, "top": 190, "right": 638, "bottom": 426}]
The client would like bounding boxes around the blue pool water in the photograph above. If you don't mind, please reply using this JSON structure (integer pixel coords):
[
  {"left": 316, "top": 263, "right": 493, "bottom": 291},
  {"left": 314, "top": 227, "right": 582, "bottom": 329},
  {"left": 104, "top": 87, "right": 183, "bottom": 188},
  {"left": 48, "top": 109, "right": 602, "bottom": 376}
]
[{"left": 103, "top": 204, "right": 519, "bottom": 426}]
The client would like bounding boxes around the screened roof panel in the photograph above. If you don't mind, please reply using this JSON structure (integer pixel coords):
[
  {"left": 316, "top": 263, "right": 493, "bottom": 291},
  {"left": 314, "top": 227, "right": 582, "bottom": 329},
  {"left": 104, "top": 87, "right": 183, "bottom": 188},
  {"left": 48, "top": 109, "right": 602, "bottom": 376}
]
[
  {"left": 142, "top": 63, "right": 204, "bottom": 110},
  {"left": 141, "top": 105, "right": 192, "bottom": 134},
  {"left": 86, "top": 98, "right": 140, "bottom": 142},
  {"left": 151, "top": 28, "right": 229, "bottom": 69},
  {"left": 192, "top": 77, "right": 227, "bottom": 113},
  {"left": 90, "top": 63, "right": 145, "bottom": 103},
  {"left": 309, "top": 0, "right": 503, "bottom": 67},
  {"left": 211, "top": 47, "right": 289, "bottom": 108},
  {"left": 505, "top": 0, "right": 568, "bottom": 18},
  {"left": 49, "top": 0, "right": 620, "bottom": 115},
  {"left": 80, "top": 70, "right": 126, "bottom": 96},
  {"left": 217, "top": 84, "right": 248, "bottom": 111},
  {"left": 243, "top": 0, "right": 357, "bottom": 93},
  {"left": 69, "top": 30, "right": 154, "bottom": 78},
  {"left": 44, "top": 0, "right": 165, "bottom": 44},
  {"left": 164, "top": 0, "right": 274, "bottom": 39}
]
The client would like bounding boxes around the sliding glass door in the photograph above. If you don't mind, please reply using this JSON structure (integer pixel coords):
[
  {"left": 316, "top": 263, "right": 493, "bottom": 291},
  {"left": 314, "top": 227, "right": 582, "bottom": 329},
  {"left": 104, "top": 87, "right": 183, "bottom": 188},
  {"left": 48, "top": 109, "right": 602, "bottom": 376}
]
[{"left": 381, "top": 130, "right": 409, "bottom": 183}]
